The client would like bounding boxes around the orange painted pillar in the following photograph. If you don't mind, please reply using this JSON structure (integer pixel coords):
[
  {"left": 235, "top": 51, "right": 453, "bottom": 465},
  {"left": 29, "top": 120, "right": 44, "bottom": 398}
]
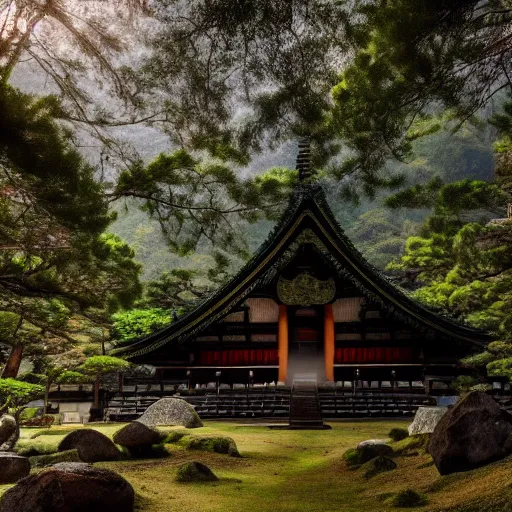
[
  {"left": 278, "top": 305, "right": 288, "bottom": 383},
  {"left": 324, "top": 304, "right": 335, "bottom": 382}
]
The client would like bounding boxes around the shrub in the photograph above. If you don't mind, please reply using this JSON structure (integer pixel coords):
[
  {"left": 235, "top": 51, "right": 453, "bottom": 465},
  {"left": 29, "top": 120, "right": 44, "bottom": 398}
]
[
  {"left": 388, "top": 489, "right": 428, "bottom": 508},
  {"left": 392, "top": 434, "right": 431, "bottom": 455},
  {"left": 362, "top": 456, "right": 397, "bottom": 479},
  {"left": 176, "top": 461, "right": 218, "bottom": 482},
  {"left": 452, "top": 375, "right": 477, "bottom": 394},
  {"left": 342, "top": 444, "right": 393, "bottom": 467},
  {"left": 389, "top": 428, "right": 409, "bottom": 442},
  {"left": 163, "top": 431, "right": 186, "bottom": 443},
  {"left": 185, "top": 436, "right": 240, "bottom": 457},
  {"left": 19, "top": 407, "right": 39, "bottom": 422}
]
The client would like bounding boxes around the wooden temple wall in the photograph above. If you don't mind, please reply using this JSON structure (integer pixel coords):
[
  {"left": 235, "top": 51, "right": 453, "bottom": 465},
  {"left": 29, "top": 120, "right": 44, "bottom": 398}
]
[{"left": 189, "top": 296, "right": 422, "bottom": 383}]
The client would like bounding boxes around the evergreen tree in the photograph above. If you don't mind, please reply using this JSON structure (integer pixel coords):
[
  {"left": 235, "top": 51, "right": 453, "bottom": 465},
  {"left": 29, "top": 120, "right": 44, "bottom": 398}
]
[{"left": 0, "top": 82, "right": 141, "bottom": 377}]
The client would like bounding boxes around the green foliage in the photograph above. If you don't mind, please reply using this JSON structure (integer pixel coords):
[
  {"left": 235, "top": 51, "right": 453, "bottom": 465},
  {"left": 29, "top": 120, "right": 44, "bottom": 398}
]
[
  {"left": 112, "top": 151, "right": 294, "bottom": 256},
  {"left": 388, "top": 489, "right": 428, "bottom": 508},
  {"left": 388, "top": 428, "right": 409, "bottom": 442},
  {"left": 341, "top": 445, "right": 392, "bottom": 467},
  {"left": 487, "top": 358, "right": 512, "bottom": 382},
  {"left": 78, "top": 356, "right": 131, "bottom": 377},
  {"left": 112, "top": 308, "right": 172, "bottom": 344},
  {"left": 19, "top": 407, "right": 39, "bottom": 422},
  {"left": 0, "top": 82, "right": 142, "bottom": 377},
  {"left": 362, "top": 456, "right": 397, "bottom": 480},
  {"left": 0, "top": 379, "right": 44, "bottom": 411},
  {"left": 329, "top": 1, "right": 508, "bottom": 187},
  {"left": 141, "top": 2, "right": 348, "bottom": 161},
  {"left": 391, "top": 435, "right": 431, "bottom": 456},
  {"left": 452, "top": 375, "right": 478, "bottom": 395},
  {"left": 175, "top": 461, "right": 218, "bottom": 483},
  {"left": 184, "top": 436, "right": 240, "bottom": 457}
]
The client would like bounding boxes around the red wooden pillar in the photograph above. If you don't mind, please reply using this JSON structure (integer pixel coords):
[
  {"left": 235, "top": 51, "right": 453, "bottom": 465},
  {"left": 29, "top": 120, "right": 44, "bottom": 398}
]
[
  {"left": 324, "top": 304, "right": 335, "bottom": 382},
  {"left": 278, "top": 305, "right": 288, "bottom": 383}
]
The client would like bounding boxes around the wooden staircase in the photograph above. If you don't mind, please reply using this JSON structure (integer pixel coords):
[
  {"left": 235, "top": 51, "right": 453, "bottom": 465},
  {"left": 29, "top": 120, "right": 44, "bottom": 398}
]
[{"left": 289, "top": 377, "right": 328, "bottom": 429}]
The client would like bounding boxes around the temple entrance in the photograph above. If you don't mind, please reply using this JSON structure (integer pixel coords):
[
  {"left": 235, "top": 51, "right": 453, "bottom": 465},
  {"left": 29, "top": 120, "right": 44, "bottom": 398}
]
[{"left": 287, "top": 306, "right": 325, "bottom": 384}]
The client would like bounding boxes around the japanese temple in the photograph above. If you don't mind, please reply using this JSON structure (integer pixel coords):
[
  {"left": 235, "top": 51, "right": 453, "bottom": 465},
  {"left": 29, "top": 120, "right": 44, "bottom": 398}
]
[{"left": 112, "top": 140, "right": 491, "bottom": 400}]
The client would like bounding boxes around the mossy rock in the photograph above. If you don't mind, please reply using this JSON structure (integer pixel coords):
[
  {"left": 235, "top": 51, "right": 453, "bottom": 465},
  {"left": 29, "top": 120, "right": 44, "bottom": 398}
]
[
  {"left": 30, "top": 449, "right": 82, "bottom": 468},
  {"left": 175, "top": 461, "right": 219, "bottom": 482},
  {"left": 163, "top": 431, "right": 187, "bottom": 443},
  {"left": 388, "top": 428, "right": 409, "bottom": 442},
  {"left": 392, "top": 434, "right": 431, "bottom": 455},
  {"left": 343, "top": 444, "right": 393, "bottom": 466},
  {"left": 387, "top": 489, "right": 428, "bottom": 508},
  {"left": 185, "top": 436, "right": 240, "bottom": 457},
  {"left": 362, "top": 456, "right": 397, "bottom": 479}
]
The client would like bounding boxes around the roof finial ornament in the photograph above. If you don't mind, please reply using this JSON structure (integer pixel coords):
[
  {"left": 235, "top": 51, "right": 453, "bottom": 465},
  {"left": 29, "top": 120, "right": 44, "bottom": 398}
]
[{"left": 296, "top": 136, "right": 313, "bottom": 182}]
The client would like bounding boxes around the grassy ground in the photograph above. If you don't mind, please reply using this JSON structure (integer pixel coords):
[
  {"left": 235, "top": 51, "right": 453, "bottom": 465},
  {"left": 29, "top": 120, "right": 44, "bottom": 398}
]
[{"left": 2, "top": 420, "right": 512, "bottom": 512}]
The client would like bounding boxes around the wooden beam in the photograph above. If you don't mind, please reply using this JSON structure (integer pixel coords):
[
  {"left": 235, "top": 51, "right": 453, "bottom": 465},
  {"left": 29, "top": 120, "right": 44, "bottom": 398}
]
[
  {"left": 278, "top": 305, "right": 288, "bottom": 383},
  {"left": 324, "top": 304, "right": 335, "bottom": 381}
]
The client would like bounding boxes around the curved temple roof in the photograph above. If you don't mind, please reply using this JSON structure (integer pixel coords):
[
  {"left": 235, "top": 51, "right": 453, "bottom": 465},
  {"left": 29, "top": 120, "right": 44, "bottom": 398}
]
[{"left": 113, "top": 180, "right": 491, "bottom": 362}]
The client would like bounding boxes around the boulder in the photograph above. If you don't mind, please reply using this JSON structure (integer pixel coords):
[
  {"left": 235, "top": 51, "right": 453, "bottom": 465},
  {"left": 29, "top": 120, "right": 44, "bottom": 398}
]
[
  {"left": 408, "top": 406, "right": 447, "bottom": 436},
  {"left": 429, "top": 391, "right": 512, "bottom": 475},
  {"left": 185, "top": 436, "right": 240, "bottom": 457},
  {"left": 113, "top": 422, "right": 165, "bottom": 447},
  {"left": 0, "top": 415, "right": 16, "bottom": 445},
  {"left": 0, "top": 453, "right": 30, "bottom": 484},
  {"left": 137, "top": 398, "right": 203, "bottom": 428},
  {"left": 58, "top": 429, "right": 120, "bottom": 463},
  {"left": 0, "top": 462, "right": 134, "bottom": 512},
  {"left": 175, "top": 461, "right": 219, "bottom": 482}
]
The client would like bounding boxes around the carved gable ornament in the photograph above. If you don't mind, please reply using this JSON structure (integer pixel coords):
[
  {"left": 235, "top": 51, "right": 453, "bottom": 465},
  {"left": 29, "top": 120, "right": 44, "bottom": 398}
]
[{"left": 277, "top": 272, "right": 336, "bottom": 305}]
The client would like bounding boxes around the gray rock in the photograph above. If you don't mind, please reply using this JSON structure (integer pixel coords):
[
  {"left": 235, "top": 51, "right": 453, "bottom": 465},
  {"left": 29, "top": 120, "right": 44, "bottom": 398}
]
[
  {"left": 0, "top": 462, "right": 134, "bottom": 512},
  {"left": 0, "top": 415, "right": 16, "bottom": 446},
  {"left": 137, "top": 398, "right": 203, "bottom": 428},
  {"left": 113, "top": 421, "right": 165, "bottom": 447},
  {"left": 357, "top": 439, "right": 391, "bottom": 449},
  {"left": 0, "top": 453, "right": 30, "bottom": 484},
  {"left": 430, "top": 391, "right": 512, "bottom": 475},
  {"left": 408, "top": 406, "right": 447, "bottom": 435},
  {"left": 58, "top": 429, "right": 120, "bottom": 462}
]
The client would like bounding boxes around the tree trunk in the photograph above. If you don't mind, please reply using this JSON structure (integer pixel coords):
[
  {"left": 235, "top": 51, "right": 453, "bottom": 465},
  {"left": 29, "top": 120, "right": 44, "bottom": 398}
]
[
  {"left": 43, "top": 382, "right": 50, "bottom": 415},
  {"left": 94, "top": 376, "right": 100, "bottom": 409},
  {"left": 1, "top": 343, "right": 24, "bottom": 378}
]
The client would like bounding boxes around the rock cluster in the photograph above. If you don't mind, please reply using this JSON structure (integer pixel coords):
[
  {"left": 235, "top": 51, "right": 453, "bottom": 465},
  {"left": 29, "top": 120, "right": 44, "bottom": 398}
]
[
  {"left": 0, "top": 462, "right": 134, "bottom": 512},
  {"left": 137, "top": 398, "right": 203, "bottom": 428}
]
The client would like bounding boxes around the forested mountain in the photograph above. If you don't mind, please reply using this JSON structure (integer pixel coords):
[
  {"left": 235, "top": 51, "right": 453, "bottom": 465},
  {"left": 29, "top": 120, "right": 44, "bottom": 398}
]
[{"left": 111, "top": 119, "right": 496, "bottom": 281}]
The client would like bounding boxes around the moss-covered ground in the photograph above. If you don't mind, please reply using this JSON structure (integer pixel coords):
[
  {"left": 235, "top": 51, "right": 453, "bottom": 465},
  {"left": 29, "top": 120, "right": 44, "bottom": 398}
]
[{"left": 2, "top": 420, "right": 512, "bottom": 512}]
